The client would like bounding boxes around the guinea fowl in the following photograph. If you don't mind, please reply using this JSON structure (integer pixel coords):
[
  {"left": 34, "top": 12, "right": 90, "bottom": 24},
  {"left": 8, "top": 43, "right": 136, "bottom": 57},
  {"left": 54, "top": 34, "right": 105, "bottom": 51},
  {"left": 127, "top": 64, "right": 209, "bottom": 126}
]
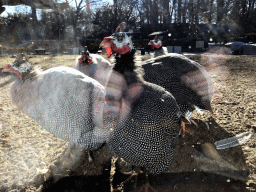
[
  {"left": 101, "top": 24, "right": 182, "bottom": 189},
  {"left": 145, "top": 33, "right": 214, "bottom": 135},
  {"left": 148, "top": 32, "right": 168, "bottom": 58},
  {"left": 2, "top": 53, "right": 107, "bottom": 150},
  {"left": 74, "top": 46, "right": 112, "bottom": 87}
]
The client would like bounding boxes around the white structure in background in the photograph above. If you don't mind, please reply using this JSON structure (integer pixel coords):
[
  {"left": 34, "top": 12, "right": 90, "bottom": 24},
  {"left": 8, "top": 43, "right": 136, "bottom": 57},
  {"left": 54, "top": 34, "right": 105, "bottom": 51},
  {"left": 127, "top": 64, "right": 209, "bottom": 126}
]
[
  {"left": 166, "top": 46, "right": 182, "bottom": 54},
  {"left": 225, "top": 41, "right": 256, "bottom": 55},
  {"left": 243, "top": 44, "right": 256, "bottom": 55}
]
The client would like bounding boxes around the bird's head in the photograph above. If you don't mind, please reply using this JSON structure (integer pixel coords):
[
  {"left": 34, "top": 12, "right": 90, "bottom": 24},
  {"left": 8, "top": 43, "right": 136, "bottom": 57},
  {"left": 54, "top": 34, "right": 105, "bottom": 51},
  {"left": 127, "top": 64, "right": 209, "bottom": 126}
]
[
  {"left": 148, "top": 35, "right": 162, "bottom": 49},
  {"left": 100, "top": 22, "right": 134, "bottom": 58},
  {"left": 2, "top": 53, "right": 32, "bottom": 80},
  {"left": 78, "top": 46, "right": 93, "bottom": 64}
]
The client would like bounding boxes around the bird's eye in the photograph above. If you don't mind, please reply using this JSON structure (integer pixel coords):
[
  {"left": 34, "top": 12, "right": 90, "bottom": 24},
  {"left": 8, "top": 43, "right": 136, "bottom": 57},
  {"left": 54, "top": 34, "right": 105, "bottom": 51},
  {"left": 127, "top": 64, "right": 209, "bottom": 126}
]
[
  {"left": 117, "top": 36, "right": 123, "bottom": 42},
  {"left": 116, "top": 33, "right": 125, "bottom": 43}
]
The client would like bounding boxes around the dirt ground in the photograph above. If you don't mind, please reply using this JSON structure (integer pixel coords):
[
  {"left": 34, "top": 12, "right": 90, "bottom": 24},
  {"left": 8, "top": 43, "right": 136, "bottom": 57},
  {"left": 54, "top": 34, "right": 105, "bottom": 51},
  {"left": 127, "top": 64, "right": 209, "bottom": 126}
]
[{"left": 0, "top": 51, "right": 256, "bottom": 192}]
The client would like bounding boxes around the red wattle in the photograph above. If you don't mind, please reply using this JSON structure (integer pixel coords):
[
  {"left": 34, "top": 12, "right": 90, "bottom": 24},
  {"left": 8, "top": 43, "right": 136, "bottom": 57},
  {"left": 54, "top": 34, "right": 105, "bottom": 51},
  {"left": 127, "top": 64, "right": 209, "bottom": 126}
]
[
  {"left": 106, "top": 47, "right": 112, "bottom": 58},
  {"left": 152, "top": 43, "right": 161, "bottom": 49},
  {"left": 148, "top": 41, "right": 161, "bottom": 49},
  {"left": 78, "top": 55, "right": 93, "bottom": 64},
  {"left": 78, "top": 57, "right": 83, "bottom": 63}
]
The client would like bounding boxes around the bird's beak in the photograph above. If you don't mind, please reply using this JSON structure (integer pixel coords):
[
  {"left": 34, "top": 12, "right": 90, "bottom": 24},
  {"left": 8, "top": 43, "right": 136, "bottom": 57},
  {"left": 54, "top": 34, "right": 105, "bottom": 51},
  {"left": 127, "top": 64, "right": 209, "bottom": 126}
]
[
  {"left": 2, "top": 64, "right": 22, "bottom": 79},
  {"left": 148, "top": 40, "right": 153, "bottom": 46},
  {"left": 100, "top": 36, "right": 114, "bottom": 58},
  {"left": 148, "top": 41, "right": 161, "bottom": 49}
]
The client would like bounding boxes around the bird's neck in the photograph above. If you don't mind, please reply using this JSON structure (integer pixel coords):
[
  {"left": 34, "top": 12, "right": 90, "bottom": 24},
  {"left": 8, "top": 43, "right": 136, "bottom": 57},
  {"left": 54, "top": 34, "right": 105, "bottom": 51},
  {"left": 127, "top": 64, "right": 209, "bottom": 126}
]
[
  {"left": 113, "top": 51, "right": 142, "bottom": 86},
  {"left": 153, "top": 47, "right": 166, "bottom": 57},
  {"left": 21, "top": 67, "right": 41, "bottom": 81}
]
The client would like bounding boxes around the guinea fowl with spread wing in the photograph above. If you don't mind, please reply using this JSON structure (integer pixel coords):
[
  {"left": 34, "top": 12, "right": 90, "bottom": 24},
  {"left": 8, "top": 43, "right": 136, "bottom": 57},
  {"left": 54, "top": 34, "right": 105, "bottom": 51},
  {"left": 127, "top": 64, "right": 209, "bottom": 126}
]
[
  {"left": 144, "top": 34, "right": 214, "bottom": 135},
  {"left": 2, "top": 53, "right": 107, "bottom": 150}
]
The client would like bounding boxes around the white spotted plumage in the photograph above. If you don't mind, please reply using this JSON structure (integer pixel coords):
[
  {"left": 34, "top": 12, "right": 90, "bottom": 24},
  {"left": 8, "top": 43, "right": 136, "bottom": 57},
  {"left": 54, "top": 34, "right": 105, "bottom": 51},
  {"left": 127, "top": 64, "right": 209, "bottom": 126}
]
[
  {"left": 105, "top": 49, "right": 181, "bottom": 174},
  {"left": 5, "top": 54, "right": 108, "bottom": 150}
]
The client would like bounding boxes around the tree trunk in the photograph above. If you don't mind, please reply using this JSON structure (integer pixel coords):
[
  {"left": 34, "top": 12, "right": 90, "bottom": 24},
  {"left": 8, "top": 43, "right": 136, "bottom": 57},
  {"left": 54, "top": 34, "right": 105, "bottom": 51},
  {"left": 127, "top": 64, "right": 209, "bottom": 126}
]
[
  {"left": 217, "top": 0, "right": 224, "bottom": 43},
  {"left": 162, "top": 0, "right": 170, "bottom": 26},
  {"left": 30, "top": 6, "right": 38, "bottom": 39},
  {"left": 177, "top": 0, "right": 181, "bottom": 23},
  {"left": 195, "top": 0, "right": 200, "bottom": 24},
  {"left": 217, "top": 0, "right": 224, "bottom": 24},
  {"left": 189, "top": 0, "right": 193, "bottom": 24},
  {"left": 170, "top": 0, "right": 176, "bottom": 23},
  {"left": 146, "top": 0, "right": 150, "bottom": 24},
  {"left": 114, "top": 0, "right": 117, "bottom": 32},
  {"left": 182, "top": 0, "right": 187, "bottom": 23},
  {"left": 208, "top": 0, "right": 214, "bottom": 23},
  {"left": 152, "top": 0, "right": 158, "bottom": 30}
]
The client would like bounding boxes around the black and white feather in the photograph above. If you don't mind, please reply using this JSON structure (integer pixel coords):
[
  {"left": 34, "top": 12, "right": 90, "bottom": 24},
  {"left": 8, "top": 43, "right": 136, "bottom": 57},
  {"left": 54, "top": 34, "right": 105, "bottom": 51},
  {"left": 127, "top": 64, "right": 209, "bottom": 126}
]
[
  {"left": 143, "top": 39, "right": 213, "bottom": 118},
  {"left": 102, "top": 33, "right": 181, "bottom": 174}
]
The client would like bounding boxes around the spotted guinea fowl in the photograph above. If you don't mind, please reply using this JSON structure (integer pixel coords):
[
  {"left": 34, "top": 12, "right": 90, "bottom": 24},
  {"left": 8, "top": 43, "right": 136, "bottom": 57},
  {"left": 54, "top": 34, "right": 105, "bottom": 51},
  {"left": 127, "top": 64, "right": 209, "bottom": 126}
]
[
  {"left": 74, "top": 46, "right": 113, "bottom": 87},
  {"left": 2, "top": 53, "right": 107, "bottom": 150},
  {"left": 101, "top": 29, "right": 181, "bottom": 176},
  {"left": 148, "top": 32, "right": 168, "bottom": 58},
  {"left": 144, "top": 33, "right": 214, "bottom": 135}
]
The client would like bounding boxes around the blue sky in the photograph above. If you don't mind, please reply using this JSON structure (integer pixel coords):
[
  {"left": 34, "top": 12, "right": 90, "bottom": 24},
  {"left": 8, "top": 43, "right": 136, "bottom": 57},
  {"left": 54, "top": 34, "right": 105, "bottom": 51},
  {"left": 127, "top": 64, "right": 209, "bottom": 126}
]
[{"left": 0, "top": 0, "right": 113, "bottom": 18}]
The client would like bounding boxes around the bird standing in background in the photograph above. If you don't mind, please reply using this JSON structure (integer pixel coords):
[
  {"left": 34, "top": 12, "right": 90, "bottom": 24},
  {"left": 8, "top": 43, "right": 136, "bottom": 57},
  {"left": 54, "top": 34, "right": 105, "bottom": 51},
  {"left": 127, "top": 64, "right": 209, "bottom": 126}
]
[
  {"left": 2, "top": 53, "right": 108, "bottom": 150},
  {"left": 148, "top": 32, "right": 168, "bottom": 58},
  {"left": 74, "top": 46, "right": 113, "bottom": 87}
]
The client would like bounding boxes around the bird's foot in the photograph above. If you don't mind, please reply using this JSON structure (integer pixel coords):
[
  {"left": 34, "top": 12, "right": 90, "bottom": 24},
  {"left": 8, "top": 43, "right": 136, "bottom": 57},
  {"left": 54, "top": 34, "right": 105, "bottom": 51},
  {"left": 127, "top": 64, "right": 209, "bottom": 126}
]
[
  {"left": 179, "top": 118, "right": 197, "bottom": 137},
  {"left": 113, "top": 170, "right": 138, "bottom": 191},
  {"left": 113, "top": 168, "right": 143, "bottom": 191},
  {"left": 179, "top": 120, "right": 188, "bottom": 137},
  {"left": 139, "top": 182, "right": 158, "bottom": 192},
  {"left": 122, "top": 169, "right": 142, "bottom": 188}
]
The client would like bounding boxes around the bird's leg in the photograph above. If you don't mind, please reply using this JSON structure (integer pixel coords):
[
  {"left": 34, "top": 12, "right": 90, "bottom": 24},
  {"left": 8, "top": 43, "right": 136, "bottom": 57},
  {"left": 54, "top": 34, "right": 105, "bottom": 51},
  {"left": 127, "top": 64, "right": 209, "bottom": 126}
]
[
  {"left": 111, "top": 158, "right": 141, "bottom": 191},
  {"left": 179, "top": 119, "right": 187, "bottom": 137},
  {"left": 83, "top": 150, "right": 100, "bottom": 175},
  {"left": 87, "top": 150, "right": 94, "bottom": 165},
  {"left": 110, "top": 156, "right": 118, "bottom": 192},
  {"left": 119, "top": 167, "right": 140, "bottom": 190},
  {"left": 179, "top": 115, "right": 192, "bottom": 137},
  {"left": 121, "top": 167, "right": 142, "bottom": 188},
  {"left": 138, "top": 173, "right": 158, "bottom": 192},
  {"left": 179, "top": 111, "right": 199, "bottom": 137}
]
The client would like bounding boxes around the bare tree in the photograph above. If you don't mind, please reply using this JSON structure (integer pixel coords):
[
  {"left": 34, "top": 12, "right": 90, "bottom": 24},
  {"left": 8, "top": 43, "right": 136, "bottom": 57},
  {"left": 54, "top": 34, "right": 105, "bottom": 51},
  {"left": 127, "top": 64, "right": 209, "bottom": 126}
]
[
  {"left": 204, "top": 0, "right": 214, "bottom": 23},
  {"left": 170, "top": 0, "right": 176, "bottom": 23},
  {"left": 177, "top": 0, "right": 181, "bottom": 23},
  {"left": 188, "top": 0, "right": 194, "bottom": 24},
  {"left": 217, "top": 0, "right": 224, "bottom": 24},
  {"left": 114, "top": 0, "right": 117, "bottom": 29},
  {"left": 182, "top": 0, "right": 187, "bottom": 23},
  {"left": 64, "top": 0, "right": 87, "bottom": 46}
]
